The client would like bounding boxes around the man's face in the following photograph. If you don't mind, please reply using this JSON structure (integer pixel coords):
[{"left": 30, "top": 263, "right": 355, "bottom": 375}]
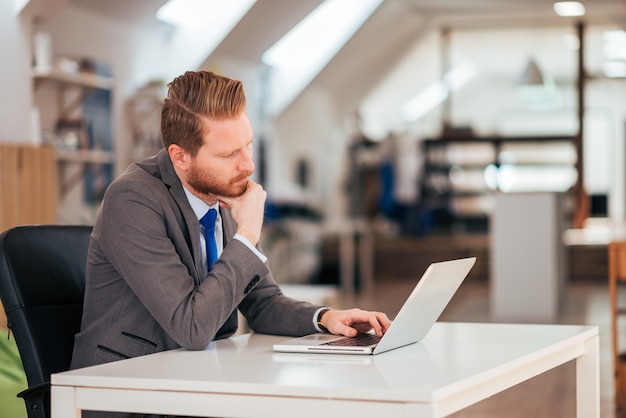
[{"left": 185, "top": 112, "right": 255, "bottom": 200}]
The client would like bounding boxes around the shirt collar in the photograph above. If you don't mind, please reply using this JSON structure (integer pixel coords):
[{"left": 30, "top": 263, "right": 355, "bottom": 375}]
[{"left": 182, "top": 185, "right": 219, "bottom": 221}]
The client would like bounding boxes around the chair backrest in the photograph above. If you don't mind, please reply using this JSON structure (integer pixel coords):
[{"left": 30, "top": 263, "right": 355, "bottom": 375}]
[{"left": 0, "top": 224, "right": 91, "bottom": 416}]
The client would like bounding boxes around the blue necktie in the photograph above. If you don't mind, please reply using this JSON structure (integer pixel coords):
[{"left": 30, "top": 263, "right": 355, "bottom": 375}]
[{"left": 200, "top": 208, "right": 218, "bottom": 270}]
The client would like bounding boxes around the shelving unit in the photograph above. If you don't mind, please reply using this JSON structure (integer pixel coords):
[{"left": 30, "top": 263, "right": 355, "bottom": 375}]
[
  {"left": 419, "top": 135, "right": 577, "bottom": 233},
  {"left": 32, "top": 66, "right": 115, "bottom": 209}
]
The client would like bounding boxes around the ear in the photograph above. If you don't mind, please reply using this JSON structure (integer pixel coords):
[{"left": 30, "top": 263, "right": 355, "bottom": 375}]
[{"left": 168, "top": 144, "right": 190, "bottom": 172}]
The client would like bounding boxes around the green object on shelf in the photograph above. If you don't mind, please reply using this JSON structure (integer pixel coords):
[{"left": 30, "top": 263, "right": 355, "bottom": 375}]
[{"left": 0, "top": 328, "right": 27, "bottom": 418}]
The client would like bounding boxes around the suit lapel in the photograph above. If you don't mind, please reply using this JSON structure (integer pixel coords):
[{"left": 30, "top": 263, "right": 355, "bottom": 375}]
[{"left": 157, "top": 150, "right": 204, "bottom": 283}]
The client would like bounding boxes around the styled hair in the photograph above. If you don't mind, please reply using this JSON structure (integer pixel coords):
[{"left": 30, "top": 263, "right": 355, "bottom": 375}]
[{"left": 160, "top": 71, "right": 247, "bottom": 156}]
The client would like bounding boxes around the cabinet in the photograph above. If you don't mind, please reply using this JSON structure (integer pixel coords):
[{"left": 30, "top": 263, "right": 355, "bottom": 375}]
[
  {"left": 419, "top": 135, "right": 577, "bottom": 233},
  {"left": 32, "top": 67, "right": 114, "bottom": 205}
]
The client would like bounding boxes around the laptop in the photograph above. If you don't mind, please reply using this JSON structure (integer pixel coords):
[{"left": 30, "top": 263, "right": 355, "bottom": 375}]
[{"left": 272, "top": 257, "right": 476, "bottom": 355}]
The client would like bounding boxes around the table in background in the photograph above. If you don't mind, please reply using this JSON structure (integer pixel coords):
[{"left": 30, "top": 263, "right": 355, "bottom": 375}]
[{"left": 51, "top": 322, "right": 599, "bottom": 418}]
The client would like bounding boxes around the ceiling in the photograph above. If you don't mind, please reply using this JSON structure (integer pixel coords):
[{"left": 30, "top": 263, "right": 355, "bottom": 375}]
[
  {"left": 68, "top": 0, "right": 626, "bottom": 30},
  {"left": 65, "top": 0, "right": 626, "bottom": 82},
  {"left": 62, "top": 0, "right": 626, "bottom": 117}
]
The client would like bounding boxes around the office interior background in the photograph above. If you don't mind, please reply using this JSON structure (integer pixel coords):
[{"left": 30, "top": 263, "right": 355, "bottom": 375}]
[{"left": 2, "top": 0, "right": 626, "bottom": 416}]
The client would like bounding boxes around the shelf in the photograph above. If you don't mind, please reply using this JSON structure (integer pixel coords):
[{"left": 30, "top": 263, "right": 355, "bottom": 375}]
[
  {"left": 422, "top": 135, "right": 575, "bottom": 145},
  {"left": 32, "top": 68, "right": 113, "bottom": 90},
  {"left": 55, "top": 149, "right": 115, "bottom": 164},
  {"left": 55, "top": 150, "right": 114, "bottom": 199},
  {"left": 32, "top": 68, "right": 114, "bottom": 120}
]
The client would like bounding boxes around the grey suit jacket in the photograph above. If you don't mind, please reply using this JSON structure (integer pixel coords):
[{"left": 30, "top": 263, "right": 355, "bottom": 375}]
[{"left": 71, "top": 149, "right": 321, "bottom": 372}]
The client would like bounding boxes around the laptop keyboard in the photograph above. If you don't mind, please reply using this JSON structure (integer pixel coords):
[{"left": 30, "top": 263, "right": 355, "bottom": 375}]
[{"left": 321, "top": 333, "right": 382, "bottom": 347}]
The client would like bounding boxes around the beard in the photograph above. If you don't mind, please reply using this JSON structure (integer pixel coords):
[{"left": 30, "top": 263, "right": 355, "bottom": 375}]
[{"left": 186, "top": 161, "right": 251, "bottom": 198}]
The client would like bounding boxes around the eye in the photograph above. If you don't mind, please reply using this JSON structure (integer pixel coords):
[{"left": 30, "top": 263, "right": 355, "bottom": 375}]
[{"left": 225, "top": 150, "right": 239, "bottom": 158}]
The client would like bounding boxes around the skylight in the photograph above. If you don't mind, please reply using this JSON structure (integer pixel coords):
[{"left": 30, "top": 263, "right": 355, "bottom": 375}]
[
  {"left": 262, "top": 0, "right": 383, "bottom": 117},
  {"left": 401, "top": 61, "right": 477, "bottom": 122},
  {"left": 13, "top": 0, "right": 29, "bottom": 15},
  {"left": 157, "top": 0, "right": 256, "bottom": 26},
  {"left": 155, "top": 0, "right": 256, "bottom": 79}
]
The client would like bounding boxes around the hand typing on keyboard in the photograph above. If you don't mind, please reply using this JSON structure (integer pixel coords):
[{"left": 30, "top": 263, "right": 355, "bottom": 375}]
[
  {"left": 322, "top": 333, "right": 383, "bottom": 347},
  {"left": 318, "top": 308, "right": 390, "bottom": 338}
]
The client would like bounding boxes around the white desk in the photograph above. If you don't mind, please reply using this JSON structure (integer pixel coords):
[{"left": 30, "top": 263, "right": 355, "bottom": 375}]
[{"left": 51, "top": 322, "right": 599, "bottom": 418}]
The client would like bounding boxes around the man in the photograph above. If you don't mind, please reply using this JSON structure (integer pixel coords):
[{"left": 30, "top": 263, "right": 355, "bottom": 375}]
[{"left": 71, "top": 71, "right": 390, "bottom": 416}]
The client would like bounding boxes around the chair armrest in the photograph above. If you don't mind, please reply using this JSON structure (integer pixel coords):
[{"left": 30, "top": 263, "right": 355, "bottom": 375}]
[{"left": 17, "top": 381, "right": 49, "bottom": 418}]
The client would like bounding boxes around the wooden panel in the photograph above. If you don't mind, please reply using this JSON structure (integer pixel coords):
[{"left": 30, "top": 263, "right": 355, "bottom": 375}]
[
  {"left": 567, "top": 245, "right": 608, "bottom": 281},
  {"left": 40, "top": 145, "right": 58, "bottom": 223},
  {"left": 0, "top": 144, "right": 57, "bottom": 233},
  {"left": 0, "top": 144, "right": 19, "bottom": 231},
  {"left": 613, "top": 243, "right": 626, "bottom": 279},
  {"left": 18, "top": 145, "right": 39, "bottom": 224},
  {"left": 609, "top": 241, "right": 626, "bottom": 411}
]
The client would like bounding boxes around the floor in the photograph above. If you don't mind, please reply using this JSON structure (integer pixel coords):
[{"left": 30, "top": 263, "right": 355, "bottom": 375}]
[{"left": 346, "top": 276, "right": 624, "bottom": 418}]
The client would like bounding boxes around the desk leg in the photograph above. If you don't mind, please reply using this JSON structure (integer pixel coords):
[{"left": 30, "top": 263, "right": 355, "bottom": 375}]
[
  {"left": 51, "top": 386, "right": 81, "bottom": 418},
  {"left": 576, "top": 335, "right": 600, "bottom": 418}
]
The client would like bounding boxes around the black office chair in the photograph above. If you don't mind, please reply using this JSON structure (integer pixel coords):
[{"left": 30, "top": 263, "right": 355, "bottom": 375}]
[{"left": 0, "top": 225, "right": 92, "bottom": 418}]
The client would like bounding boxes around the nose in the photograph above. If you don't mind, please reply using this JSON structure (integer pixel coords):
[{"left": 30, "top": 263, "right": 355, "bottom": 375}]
[{"left": 239, "top": 147, "right": 255, "bottom": 173}]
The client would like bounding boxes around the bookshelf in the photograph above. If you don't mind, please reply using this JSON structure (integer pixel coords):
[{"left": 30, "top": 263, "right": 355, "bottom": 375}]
[{"left": 420, "top": 135, "right": 577, "bottom": 233}]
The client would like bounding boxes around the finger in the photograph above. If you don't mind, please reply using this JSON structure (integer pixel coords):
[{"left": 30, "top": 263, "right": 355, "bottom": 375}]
[
  {"left": 345, "top": 326, "right": 358, "bottom": 337},
  {"left": 331, "top": 313, "right": 359, "bottom": 337},
  {"left": 335, "top": 323, "right": 357, "bottom": 337},
  {"left": 368, "top": 316, "right": 384, "bottom": 336},
  {"left": 375, "top": 312, "right": 392, "bottom": 332},
  {"left": 354, "top": 313, "right": 388, "bottom": 337}
]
